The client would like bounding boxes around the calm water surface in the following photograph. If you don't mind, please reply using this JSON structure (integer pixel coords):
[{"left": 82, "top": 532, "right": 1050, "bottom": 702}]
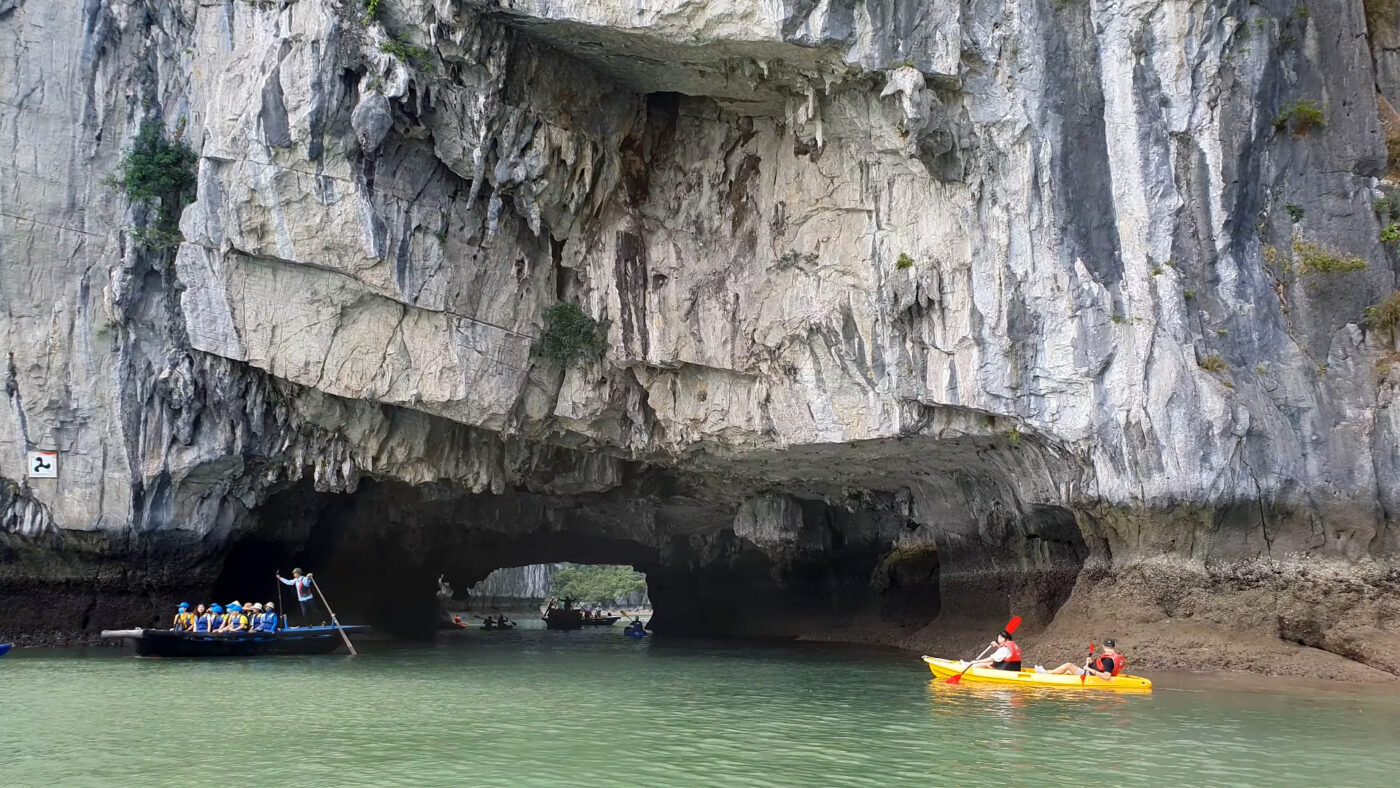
[{"left": 3, "top": 624, "right": 1397, "bottom": 786}]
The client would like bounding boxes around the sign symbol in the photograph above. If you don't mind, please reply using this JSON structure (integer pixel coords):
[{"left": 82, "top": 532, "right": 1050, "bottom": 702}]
[{"left": 26, "top": 451, "right": 58, "bottom": 479}]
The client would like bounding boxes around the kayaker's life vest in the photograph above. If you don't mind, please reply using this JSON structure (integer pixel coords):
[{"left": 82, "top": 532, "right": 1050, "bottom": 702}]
[
  {"left": 991, "top": 639, "right": 1022, "bottom": 671},
  {"left": 1095, "top": 653, "right": 1124, "bottom": 676}
]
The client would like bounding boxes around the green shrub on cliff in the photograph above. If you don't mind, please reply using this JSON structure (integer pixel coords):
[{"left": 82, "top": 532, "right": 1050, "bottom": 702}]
[
  {"left": 111, "top": 119, "right": 198, "bottom": 252},
  {"left": 380, "top": 35, "right": 430, "bottom": 68},
  {"left": 1292, "top": 239, "right": 1366, "bottom": 275},
  {"left": 535, "top": 301, "right": 606, "bottom": 364},
  {"left": 1364, "top": 292, "right": 1400, "bottom": 332},
  {"left": 1199, "top": 354, "right": 1228, "bottom": 372},
  {"left": 114, "top": 120, "right": 197, "bottom": 207},
  {"left": 1273, "top": 100, "right": 1326, "bottom": 135}
]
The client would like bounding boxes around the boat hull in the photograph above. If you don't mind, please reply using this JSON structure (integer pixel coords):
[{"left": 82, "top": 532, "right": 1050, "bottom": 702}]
[
  {"left": 0, "top": 643, "right": 12, "bottom": 657},
  {"left": 582, "top": 616, "right": 620, "bottom": 626},
  {"left": 542, "top": 609, "right": 584, "bottom": 630},
  {"left": 101, "top": 627, "right": 364, "bottom": 658},
  {"left": 922, "top": 656, "right": 1153, "bottom": 692}
]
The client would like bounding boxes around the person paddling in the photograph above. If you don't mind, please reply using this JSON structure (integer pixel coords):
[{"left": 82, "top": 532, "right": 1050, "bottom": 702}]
[
  {"left": 966, "top": 628, "right": 1022, "bottom": 672},
  {"left": 172, "top": 603, "right": 195, "bottom": 631},
  {"left": 277, "top": 568, "right": 322, "bottom": 628},
  {"left": 1048, "top": 639, "right": 1125, "bottom": 679}
]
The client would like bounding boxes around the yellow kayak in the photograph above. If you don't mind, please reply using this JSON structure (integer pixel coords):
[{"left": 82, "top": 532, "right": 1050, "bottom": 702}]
[{"left": 922, "top": 656, "right": 1153, "bottom": 693}]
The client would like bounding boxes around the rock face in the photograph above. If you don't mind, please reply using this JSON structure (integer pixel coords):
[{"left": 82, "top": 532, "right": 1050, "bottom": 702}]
[{"left": 2, "top": 0, "right": 1399, "bottom": 676}]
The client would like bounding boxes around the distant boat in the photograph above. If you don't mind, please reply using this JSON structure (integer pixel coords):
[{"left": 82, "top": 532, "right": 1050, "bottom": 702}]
[
  {"left": 100, "top": 627, "right": 365, "bottom": 657},
  {"left": 0, "top": 643, "right": 12, "bottom": 657},
  {"left": 542, "top": 607, "right": 584, "bottom": 630},
  {"left": 582, "top": 615, "right": 620, "bottom": 626}
]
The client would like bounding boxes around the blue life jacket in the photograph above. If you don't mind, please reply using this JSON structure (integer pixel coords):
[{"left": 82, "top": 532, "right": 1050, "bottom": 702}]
[
  {"left": 262, "top": 611, "right": 279, "bottom": 632},
  {"left": 209, "top": 614, "right": 225, "bottom": 630},
  {"left": 194, "top": 614, "right": 210, "bottom": 633}
]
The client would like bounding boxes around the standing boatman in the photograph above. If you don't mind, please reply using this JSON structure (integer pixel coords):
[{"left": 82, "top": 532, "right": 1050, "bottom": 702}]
[{"left": 277, "top": 568, "right": 322, "bottom": 628}]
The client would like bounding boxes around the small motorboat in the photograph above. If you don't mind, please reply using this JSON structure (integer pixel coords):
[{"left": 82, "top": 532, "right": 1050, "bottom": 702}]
[
  {"left": 101, "top": 626, "right": 366, "bottom": 658},
  {"left": 0, "top": 643, "right": 12, "bottom": 657},
  {"left": 921, "top": 656, "right": 1153, "bottom": 692},
  {"left": 582, "top": 615, "right": 620, "bottom": 626}
]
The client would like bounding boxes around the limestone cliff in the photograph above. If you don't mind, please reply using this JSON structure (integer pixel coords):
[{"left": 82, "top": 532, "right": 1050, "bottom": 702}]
[{"left": 2, "top": 0, "right": 1399, "bottom": 677}]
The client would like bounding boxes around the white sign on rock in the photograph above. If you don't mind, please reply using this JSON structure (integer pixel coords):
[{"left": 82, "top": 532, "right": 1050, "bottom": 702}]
[{"left": 26, "top": 450, "right": 57, "bottom": 478}]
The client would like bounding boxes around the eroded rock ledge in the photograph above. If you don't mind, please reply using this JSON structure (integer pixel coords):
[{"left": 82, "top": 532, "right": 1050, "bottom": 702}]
[{"left": 2, "top": 1, "right": 1399, "bottom": 677}]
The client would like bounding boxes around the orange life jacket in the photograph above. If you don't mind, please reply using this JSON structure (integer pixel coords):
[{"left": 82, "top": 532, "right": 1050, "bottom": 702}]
[
  {"left": 1095, "top": 652, "right": 1125, "bottom": 676},
  {"left": 992, "top": 639, "right": 1023, "bottom": 671}
]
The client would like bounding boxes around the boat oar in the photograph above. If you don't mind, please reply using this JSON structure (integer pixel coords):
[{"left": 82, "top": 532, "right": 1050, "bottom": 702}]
[
  {"left": 1081, "top": 642, "right": 1096, "bottom": 685},
  {"left": 945, "top": 615, "right": 1022, "bottom": 684},
  {"left": 310, "top": 578, "right": 358, "bottom": 656},
  {"left": 944, "top": 643, "right": 995, "bottom": 685}
]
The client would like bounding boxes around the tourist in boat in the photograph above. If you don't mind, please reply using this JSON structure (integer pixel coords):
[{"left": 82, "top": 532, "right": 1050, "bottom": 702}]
[
  {"left": 207, "top": 604, "right": 225, "bottom": 631},
  {"left": 1047, "top": 639, "right": 1125, "bottom": 679},
  {"left": 966, "top": 629, "right": 1022, "bottom": 672},
  {"left": 171, "top": 602, "right": 195, "bottom": 631},
  {"left": 191, "top": 604, "right": 211, "bottom": 633},
  {"left": 278, "top": 568, "right": 321, "bottom": 628},
  {"left": 261, "top": 602, "right": 279, "bottom": 632},
  {"left": 246, "top": 603, "right": 265, "bottom": 631},
  {"left": 217, "top": 603, "right": 249, "bottom": 633}
]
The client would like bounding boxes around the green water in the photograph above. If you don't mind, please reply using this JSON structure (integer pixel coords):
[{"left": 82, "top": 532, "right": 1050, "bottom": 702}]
[{"left": 4, "top": 626, "right": 1398, "bottom": 787}]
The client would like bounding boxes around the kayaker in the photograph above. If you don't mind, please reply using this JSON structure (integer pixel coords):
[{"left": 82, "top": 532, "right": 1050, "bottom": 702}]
[
  {"left": 172, "top": 602, "right": 195, "bottom": 631},
  {"left": 277, "top": 568, "right": 322, "bottom": 628},
  {"left": 192, "top": 604, "right": 211, "bottom": 633},
  {"left": 1048, "top": 639, "right": 1125, "bottom": 679},
  {"left": 967, "top": 629, "right": 1022, "bottom": 672}
]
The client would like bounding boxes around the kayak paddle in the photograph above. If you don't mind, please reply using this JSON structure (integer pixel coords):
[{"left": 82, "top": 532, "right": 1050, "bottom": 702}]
[
  {"left": 945, "top": 616, "right": 1021, "bottom": 684},
  {"left": 1081, "top": 642, "right": 1095, "bottom": 685}
]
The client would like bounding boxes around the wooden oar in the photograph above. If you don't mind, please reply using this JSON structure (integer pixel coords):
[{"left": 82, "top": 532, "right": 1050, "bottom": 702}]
[
  {"left": 945, "top": 615, "right": 1022, "bottom": 684},
  {"left": 1081, "top": 642, "right": 1096, "bottom": 685},
  {"left": 310, "top": 578, "right": 358, "bottom": 656}
]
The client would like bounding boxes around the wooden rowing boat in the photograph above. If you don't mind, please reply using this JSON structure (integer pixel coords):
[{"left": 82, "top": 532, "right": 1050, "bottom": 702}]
[{"left": 101, "top": 626, "right": 366, "bottom": 657}]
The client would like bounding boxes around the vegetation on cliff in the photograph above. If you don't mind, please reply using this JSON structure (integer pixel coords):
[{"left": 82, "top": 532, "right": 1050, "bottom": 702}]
[
  {"left": 535, "top": 302, "right": 607, "bottom": 365},
  {"left": 550, "top": 565, "right": 647, "bottom": 605}
]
